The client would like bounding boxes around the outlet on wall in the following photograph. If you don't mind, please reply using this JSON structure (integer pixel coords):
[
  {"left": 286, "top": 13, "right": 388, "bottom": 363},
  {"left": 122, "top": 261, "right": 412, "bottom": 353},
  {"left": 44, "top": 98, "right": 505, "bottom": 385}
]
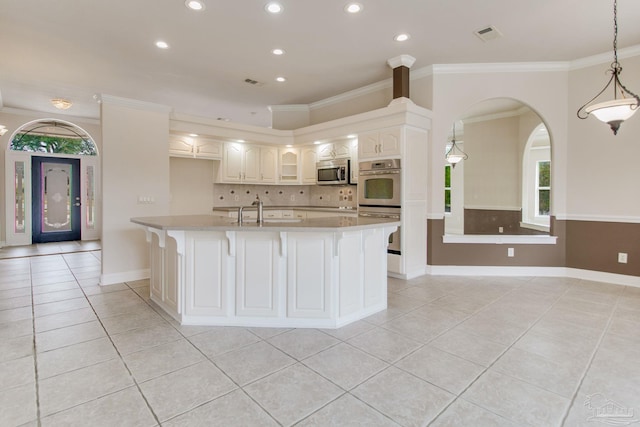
[
  {"left": 507, "top": 247, "right": 514, "bottom": 257},
  {"left": 498, "top": 227, "right": 504, "bottom": 233},
  {"left": 618, "top": 252, "right": 628, "bottom": 264}
]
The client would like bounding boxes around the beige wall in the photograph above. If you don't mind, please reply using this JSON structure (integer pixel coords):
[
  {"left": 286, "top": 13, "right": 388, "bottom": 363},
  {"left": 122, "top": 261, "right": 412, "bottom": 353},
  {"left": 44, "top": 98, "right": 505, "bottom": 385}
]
[
  {"left": 100, "top": 97, "right": 170, "bottom": 284},
  {"left": 567, "top": 55, "right": 640, "bottom": 220},
  {"left": 169, "top": 157, "right": 215, "bottom": 215}
]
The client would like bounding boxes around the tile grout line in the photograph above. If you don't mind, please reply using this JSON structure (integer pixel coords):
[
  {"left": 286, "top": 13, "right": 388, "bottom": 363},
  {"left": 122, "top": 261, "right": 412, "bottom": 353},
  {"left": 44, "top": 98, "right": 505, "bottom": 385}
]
[
  {"left": 29, "top": 257, "right": 43, "bottom": 427},
  {"left": 558, "top": 283, "right": 624, "bottom": 427},
  {"left": 57, "top": 253, "right": 165, "bottom": 426},
  {"left": 425, "top": 279, "right": 574, "bottom": 426}
]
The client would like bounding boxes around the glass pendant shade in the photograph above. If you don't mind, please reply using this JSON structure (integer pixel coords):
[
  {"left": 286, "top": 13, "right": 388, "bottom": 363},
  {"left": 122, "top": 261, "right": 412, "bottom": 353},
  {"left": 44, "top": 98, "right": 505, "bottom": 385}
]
[
  {"left": 445, "top": 141, "right": 467, "bottom": 167},
  {"left": 585, "top": 98, "right": 638, "bottom": 123}
]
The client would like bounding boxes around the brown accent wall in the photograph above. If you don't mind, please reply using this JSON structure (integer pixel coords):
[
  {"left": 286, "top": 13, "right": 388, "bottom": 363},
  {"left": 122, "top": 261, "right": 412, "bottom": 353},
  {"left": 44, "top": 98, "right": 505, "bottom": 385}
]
[
  {"left": 464, "top": 209, "right": 546, "bottom": 235},
  {"left": 429, "top": 217, "right": 639, "bottom": 277},
  {"left": 428, "top": 217, "right": 566, "bottom": 267},
  {"left": 565, "top": 220, "right": 640, "bottom": 276}
]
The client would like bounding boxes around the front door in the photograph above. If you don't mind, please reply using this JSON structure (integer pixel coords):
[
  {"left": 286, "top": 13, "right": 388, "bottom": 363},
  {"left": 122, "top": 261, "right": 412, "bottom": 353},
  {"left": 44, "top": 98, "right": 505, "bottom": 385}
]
[{"left": 32, "top": 157, "right": 81, "bottom": 243}]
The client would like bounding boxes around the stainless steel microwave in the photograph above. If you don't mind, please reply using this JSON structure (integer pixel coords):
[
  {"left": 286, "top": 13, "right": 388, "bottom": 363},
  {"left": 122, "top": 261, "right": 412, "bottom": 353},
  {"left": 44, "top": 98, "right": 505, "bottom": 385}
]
[{"left": 316, "top": 159, "right": 351, "bottom": 185}]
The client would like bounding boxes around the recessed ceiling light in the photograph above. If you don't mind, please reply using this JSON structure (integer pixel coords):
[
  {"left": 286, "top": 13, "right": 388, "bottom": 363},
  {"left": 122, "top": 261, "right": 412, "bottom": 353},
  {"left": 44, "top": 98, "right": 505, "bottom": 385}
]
[
  {"left": 185, "top": 0, "right": 205, "bottom": 11},
  {"left": 394, "top": 33, "right": 410, "bottom": 42},
  {"left": 286, "top": 144, "right": 293, "bottom": 148},
  {"left": 51, "top": 98, "right": 72, "bottom": 110},
  {"left": 347, "top": 134, "right": 357, "bottom": 138},
  {"left": 275, "top": 76, "right": 287, "bottom": 82},
  {"left": 344, "top": 3, "right": 363, "bottom": 13},
  {"left": 235, "top": 139, "right": 245, "bottom": 143},
  {"left": 272, "top": 48, "right": 285, "bottom": 55},
  {"left": 313, "top": 141, "right": 322, "bottom": 145},
  {"left": 265, "top": 2, "right": 283, "bottom": 14},
  {"left": 189, "top": 133, "right": 198, "bottom": 137},
  {"left": 155, "top": 40, "right": 169, "bottom": 49}
]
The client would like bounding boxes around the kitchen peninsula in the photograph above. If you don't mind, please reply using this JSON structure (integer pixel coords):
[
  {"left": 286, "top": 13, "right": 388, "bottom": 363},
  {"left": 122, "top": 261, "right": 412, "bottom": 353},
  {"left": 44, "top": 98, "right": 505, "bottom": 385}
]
[{"left": 131, "top": 214, "right": 399, "bottom": 328}]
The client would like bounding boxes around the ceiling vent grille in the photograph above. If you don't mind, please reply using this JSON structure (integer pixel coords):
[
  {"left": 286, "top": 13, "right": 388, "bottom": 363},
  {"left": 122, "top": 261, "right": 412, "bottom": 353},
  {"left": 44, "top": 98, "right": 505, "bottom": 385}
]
[
  {"left": 244, "top": 78, "right": 264, "bottom": 86},
  {"left": 474, "top": 25, "right": 502, "bottom": 42}
]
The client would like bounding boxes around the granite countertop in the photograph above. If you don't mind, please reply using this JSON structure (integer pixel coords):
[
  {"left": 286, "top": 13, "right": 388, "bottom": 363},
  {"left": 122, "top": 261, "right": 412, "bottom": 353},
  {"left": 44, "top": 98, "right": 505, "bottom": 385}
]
[
  {"left": 211, "top": 205, "right": 357, "bottom": 213},
  {"left": 131, "top": 214, "right": 398, "bottom": 232}
]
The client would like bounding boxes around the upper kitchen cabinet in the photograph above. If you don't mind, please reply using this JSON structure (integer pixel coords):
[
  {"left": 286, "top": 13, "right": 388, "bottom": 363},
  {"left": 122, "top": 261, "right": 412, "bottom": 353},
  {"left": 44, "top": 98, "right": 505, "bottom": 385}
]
[
  {"left": 301, "top": 146, "right": 319, "bottom": 184},
  {"left": 317, "top": 141, "right": 351, "bottom": 161},
  {"left": 279, "top": 147, "right": 300, "bottom": 183},
  {"left": 219, "top": 143, "right": 277, "bottom": 184},
  {"left": 350, "top": 139, "right": 359, "bottom": 184},
  {"left": 358, "top": 127, "right": 401, "bottom": 160},
  {"left": 169, "top": 135, "right": 222, "bottom": 159}
]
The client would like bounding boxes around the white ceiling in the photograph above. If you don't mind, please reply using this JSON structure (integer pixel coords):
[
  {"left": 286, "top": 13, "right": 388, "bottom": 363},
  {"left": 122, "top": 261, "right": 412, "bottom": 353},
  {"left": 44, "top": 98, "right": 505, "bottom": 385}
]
[{"left": 1, "top": 0, "right": 640, "bottom": 128}]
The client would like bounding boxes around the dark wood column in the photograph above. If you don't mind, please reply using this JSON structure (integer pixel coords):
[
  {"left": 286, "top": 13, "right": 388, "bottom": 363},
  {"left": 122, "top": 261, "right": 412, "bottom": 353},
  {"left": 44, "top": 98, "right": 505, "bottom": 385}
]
[{"left": 392, "top": 65, "right": 410, "bottom": 99}]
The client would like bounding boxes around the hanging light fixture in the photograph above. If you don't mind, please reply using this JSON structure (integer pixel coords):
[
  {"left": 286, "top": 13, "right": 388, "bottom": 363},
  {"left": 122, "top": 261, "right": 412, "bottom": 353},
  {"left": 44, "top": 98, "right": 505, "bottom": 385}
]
[
  {"left": 577, "top": 0, "right": 639, "bottom": 135},
  {"left": 51, "top": 98, "right": 73, "bottom": 110},
  {"left": 445, "top": 123, "right": 467, "bottom": 167}
]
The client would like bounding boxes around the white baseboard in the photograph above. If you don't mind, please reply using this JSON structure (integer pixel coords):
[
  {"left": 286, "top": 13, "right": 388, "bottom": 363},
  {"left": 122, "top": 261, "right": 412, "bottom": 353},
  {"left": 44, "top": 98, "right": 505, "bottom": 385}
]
[
  {"left": 100, "top": 269, "right": 150, "bottom": 286},
  {"left": 425, "top": 265, "right": 640, "bottom": 288}
]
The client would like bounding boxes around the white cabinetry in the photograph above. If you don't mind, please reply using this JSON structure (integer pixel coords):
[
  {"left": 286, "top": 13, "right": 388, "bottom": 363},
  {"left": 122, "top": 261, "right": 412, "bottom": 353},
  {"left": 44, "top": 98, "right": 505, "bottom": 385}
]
[
  {"left": 358, "top": 128, "right": 402, "bottom": 160},
  {"left": 300, "top": 146, "right": 319, "bottom": 184},
  {"left": 318, "top": 141, "right": 351, "bottom": 161},
  {"left": 169, "top": 135, "right": 222, "bottom": 159},
  {"left": 235, "top": 232, "right": 280, "bottom": 317},
  {"left": 350, "top": 139, "right": 359, "bottom": 183},
  {"left": 219, "top": 143, "right": 277, "bottom": 184},
  {"left": 279, "top": 147, "right": 300, "bottom": 183}
]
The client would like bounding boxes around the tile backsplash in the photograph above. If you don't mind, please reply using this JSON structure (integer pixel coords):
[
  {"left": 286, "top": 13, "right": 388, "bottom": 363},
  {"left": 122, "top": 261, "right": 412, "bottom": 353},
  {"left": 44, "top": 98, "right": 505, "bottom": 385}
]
[{"left": 213, "top": 184, "right": 357, "bottom": 208}]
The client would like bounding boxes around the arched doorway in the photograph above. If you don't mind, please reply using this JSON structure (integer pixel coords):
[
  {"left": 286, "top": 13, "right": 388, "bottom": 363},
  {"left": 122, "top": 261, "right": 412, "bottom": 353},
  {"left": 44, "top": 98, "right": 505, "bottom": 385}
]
[{"left": 5, "top": 119, "right": 100, "bottom": 246}]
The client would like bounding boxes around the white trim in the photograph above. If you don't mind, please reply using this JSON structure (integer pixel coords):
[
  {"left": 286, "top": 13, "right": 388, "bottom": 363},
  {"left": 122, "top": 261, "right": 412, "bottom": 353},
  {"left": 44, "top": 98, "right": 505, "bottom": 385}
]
[
  {"left": 463, "top": 205, "right": 521, "bottom": 211},
  {"left": 520, "top": 222, "right": 550, "bottom": 233},
  {"left": 569, "top": 44, "right": 640, "bottom": 70},
  {"left": 267, "top": 104, "right": 310, "bottom": 113},
  {"left": 98, "top": 94, "right": 173, "bottom": 114},
  {"left": 387, "top": 55, "right": 416, "bottom": 69},
  {"left": 0, "top": 107, "right": 101, "bottom": 125},
  {"left": 431, "top": 62, "right": 570, "bottom": 74},
  {"left": 554, "top": 214, "right": 640, "bottom": 223},
  {"left": 462, "top": 106, "right": 531, "bottom": 124},
  {"left": 442, "top": 234, "right": 557, "bottom": 245},
  {"left": 100, "top": 269, "right": 150, "bottom": 286},
  {"left": 427, "top": 213, "right": 446, "bottom": 220},
  {"left": 309, "top": 80, "right": 392, "bottom": 110},
  {"left": 426, "top": 265, "right": 640, "bottom": 288}
]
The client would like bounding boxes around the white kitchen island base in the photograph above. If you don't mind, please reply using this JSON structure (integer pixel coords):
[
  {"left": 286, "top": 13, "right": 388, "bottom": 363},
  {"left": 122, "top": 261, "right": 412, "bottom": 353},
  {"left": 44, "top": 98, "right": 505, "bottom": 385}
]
[{"left": 134, "top": 215, "right": 398, "bottom": 328}]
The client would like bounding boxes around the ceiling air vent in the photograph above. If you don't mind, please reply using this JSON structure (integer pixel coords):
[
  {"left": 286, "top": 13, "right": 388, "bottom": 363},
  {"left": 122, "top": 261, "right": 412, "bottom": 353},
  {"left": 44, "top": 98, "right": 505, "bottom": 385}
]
[
  {"left": 244, "top": 78, "right": 264, "bottom": 86},
  {"left": 474, "top": 25, "right": 502, "bottom": 42}
]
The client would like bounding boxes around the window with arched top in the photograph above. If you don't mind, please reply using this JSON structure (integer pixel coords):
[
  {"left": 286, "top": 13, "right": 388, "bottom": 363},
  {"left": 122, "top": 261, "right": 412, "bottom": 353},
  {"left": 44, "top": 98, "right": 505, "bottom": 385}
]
[{"left": 9, "top": 119, "right": 98, "bottom": 155}]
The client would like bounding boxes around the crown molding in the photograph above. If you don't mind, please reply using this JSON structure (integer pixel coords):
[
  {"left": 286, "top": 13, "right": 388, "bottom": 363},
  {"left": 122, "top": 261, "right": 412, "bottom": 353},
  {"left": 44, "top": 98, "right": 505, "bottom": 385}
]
[
  {"left": 569, "top": 44, "right": 640, "bottom": 70},
  {"left": 97, "top": 94, "right": 172, "bottom": 114},
  {"left": 387, "top": 54, "right": 416, "bottom": 69},
  {"left": 432, "top": 62, "right": 570, "bottom": 74},
  {"left": 267, "top": 104, "right": 310, "bottom": 113},
  {"left": 0, "top": 106, "right": 101, "bottom": 125}
]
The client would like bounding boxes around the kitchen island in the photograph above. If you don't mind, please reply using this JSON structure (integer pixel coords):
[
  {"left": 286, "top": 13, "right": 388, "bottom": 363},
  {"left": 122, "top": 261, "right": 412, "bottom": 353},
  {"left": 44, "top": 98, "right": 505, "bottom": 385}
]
[{"left": 131, "top": 214, "right": 399, "bottom": 328}]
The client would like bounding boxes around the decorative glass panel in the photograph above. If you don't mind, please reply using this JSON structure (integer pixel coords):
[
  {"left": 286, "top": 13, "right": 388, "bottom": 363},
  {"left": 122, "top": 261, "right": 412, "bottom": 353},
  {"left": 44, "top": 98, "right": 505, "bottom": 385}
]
[
  {"left": 14, "top": 161, "right": 25, "bottom": 233},
  {"left": 9, "top": 120, "right": 97, "bottom": 155},
  {"left": 86, "top": 166, "right": 95, "bottom": 229},
  {"left": 42, "top": 163, "right": 72, "bottom": 232}
]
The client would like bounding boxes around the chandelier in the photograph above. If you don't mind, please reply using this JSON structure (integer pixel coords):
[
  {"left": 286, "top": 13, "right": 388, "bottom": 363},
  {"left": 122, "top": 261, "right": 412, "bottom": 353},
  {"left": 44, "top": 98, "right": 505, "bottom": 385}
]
[
  {"left": 445, "top": 123, "right": 467, "bottom": 167},
  {"left": 577, "top": 0, "right": 639, "bottom": 135}
]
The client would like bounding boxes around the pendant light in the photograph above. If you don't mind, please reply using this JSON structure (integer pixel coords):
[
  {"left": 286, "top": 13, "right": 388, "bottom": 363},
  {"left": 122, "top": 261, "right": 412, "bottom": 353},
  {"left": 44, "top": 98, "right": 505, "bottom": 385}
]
[
  {"left": 577, "top": 0, "right": 639, "bottom": 135},
  {"left": 445, "top": 123, "right": 467, "bottom": 168}
]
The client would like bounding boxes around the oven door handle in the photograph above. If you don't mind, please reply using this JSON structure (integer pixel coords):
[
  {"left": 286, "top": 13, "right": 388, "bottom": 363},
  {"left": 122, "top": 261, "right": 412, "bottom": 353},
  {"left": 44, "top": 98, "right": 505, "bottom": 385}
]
[
  {"left": 359, "top": 212, "right": 400, "bottom": 219},
  {"left": 359, "top": 169, "right": 401, "bottom": 176}
]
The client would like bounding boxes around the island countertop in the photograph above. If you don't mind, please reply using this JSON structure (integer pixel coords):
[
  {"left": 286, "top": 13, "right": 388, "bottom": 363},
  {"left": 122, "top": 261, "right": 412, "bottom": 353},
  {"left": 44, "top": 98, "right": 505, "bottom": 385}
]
[{"left": 131, "top": 214, "right": 399, "bottom": 232}]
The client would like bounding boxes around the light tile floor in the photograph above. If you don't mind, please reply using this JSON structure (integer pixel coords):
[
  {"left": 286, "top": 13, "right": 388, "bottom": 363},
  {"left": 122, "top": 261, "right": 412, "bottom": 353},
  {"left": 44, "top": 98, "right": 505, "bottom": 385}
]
[{"left": 1, "top": 247, "right": 639, "bottom": 426}]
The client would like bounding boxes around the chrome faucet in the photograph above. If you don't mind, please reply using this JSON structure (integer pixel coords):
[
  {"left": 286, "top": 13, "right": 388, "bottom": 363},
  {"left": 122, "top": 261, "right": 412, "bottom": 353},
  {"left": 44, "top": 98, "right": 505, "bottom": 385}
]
[
  {"left": 237, "top": 206, "right": 245, "bottom": 224},
  {"left": 252, "top": 194, "right": 264, "bottom": 224}
]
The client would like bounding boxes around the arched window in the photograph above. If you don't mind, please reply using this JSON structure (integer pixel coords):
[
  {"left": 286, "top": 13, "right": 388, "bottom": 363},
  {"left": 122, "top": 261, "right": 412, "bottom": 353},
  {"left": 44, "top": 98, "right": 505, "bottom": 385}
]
[
  {"left": 521, "top": 124, "right": 551, "bottom": 231},
  {"left": 9, "top": 119, "right": 98, "bottom": 155}
]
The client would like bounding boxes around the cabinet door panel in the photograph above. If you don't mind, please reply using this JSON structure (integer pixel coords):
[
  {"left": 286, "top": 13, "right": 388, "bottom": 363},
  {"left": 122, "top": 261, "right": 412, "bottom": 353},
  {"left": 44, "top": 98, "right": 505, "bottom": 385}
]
[
  {"left": 185, "top": 233, "right": 228, "bottom": 316},
  {"left": 222, "top": 144, "right": 243, "bottom": 182},
  {"left": 236, "top": 234, "right": 279, "bottom": 317},
  {"left": 287, "top": 233, "right": 331, "bottom": 318},
  {"left": 379, "top": 128, "right": 402, "bottom": 156},
  {"left": 301, "top": 147, "right": 318, "bottom": 184},
  {"left": 243, "top": 145, "right": 261, "bottom": 182},
  {"left": 260, "top": 147, "right": 278, "bottom": 183}
]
